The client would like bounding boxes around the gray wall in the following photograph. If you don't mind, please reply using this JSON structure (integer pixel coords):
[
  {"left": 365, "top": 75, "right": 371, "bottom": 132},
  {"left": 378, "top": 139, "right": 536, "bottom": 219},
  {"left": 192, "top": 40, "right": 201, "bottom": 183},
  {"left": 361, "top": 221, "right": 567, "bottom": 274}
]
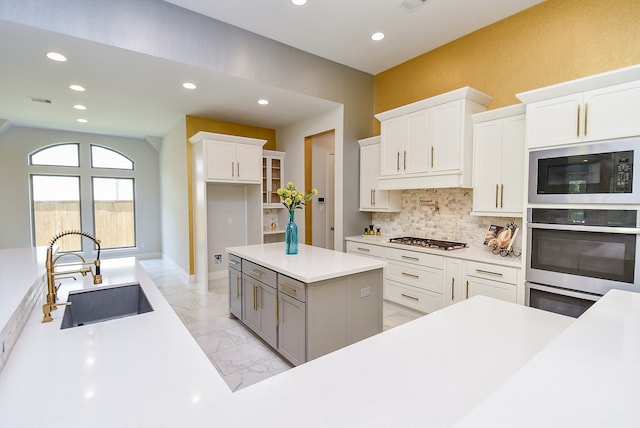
[
  {"left": 0, "top": 126, "right": 161, "bottom": 257},
  {"left": 0, "top": 0, "right": 373, "bottom": 255}
]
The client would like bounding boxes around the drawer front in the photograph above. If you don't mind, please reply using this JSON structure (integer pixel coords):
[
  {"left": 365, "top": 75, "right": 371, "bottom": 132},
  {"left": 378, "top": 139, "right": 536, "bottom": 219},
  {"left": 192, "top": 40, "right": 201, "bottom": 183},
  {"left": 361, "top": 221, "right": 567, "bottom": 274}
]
[
  {"left": 386, "top": 261, "right": 443, "bottom": 293},
  {"left": 346, "top": 241, "right": 384, "bottom": 258},
  {"left": 228, "top": 253, "right": 242, "bottom": 271},
  {"left": 278, "top": 274, "right": 306, "bottom": 302},
  {"left": 384, "top": 247, "right": 444, "bottom": 269},
  {"left": 242, "top": 260, "right": 277, "bottom": 288},
  {"left": 386, "top": 280, "right": 443, "bottom": 314},
  {"left": 464, "top": 260, "right": 518, "bottom": 285}
]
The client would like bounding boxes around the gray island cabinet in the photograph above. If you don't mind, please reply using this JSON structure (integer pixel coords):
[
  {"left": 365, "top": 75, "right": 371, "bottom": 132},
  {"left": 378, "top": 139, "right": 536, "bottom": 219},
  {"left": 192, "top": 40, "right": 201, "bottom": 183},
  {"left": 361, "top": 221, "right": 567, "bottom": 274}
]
[{"left": 226, "top": 242, "right": 386, "bottom": 365}]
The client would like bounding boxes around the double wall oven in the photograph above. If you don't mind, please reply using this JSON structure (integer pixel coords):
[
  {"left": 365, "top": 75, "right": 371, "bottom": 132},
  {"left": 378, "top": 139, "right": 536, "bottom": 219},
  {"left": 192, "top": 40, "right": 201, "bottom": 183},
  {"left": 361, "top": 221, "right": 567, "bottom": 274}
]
[{"left": 526, "top": 138, "right": 640, "bottom": 317}]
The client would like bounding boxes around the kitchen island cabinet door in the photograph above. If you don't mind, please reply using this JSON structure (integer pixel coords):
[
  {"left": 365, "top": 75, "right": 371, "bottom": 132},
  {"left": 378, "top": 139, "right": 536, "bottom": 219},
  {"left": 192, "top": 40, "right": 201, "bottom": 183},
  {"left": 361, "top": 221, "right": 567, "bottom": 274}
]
[
  {"left": 229, "top": 266, "right": 242, "bottom": 319},
  {"left": 242, "top": 275, "right": 261, "bottom": 334},
  {"left": 242, "top": 275, "right": 278, "bottom": 349},
  {"left": 277, "top": 293, "right": 306, "bottom": 366}
]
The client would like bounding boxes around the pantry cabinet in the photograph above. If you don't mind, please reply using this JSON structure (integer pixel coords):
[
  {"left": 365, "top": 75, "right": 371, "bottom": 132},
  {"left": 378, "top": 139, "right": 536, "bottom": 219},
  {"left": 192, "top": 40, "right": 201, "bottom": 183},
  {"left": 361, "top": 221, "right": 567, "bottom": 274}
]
[
  {"left": 359, "top": 136, "right": 402, "bottom": 212},
  {"left": 472, "top": 105, "right": 526, "bottom": 217},
  {"left": 517, "top": 66, "right": 640, "bottom": 149},
  {"left": 375, "top": 87, "right": 491, "bottom": 190}
]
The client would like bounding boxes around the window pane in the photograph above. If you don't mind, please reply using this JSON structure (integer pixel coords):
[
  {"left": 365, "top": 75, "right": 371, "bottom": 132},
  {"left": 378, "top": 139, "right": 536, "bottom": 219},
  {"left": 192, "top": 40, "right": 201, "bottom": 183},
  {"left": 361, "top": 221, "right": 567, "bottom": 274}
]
[
  {"left": 91, "top": 146, "right": 133, "bottom": 170},
  {"left": 31, "top": 175, "right": 81, "bottom": 251},
  {"left": 30, "top": 143, "right": 79, "bottom": 167},
  {"left": 93, "top": 177, "right": 135, "bottom": 249}
]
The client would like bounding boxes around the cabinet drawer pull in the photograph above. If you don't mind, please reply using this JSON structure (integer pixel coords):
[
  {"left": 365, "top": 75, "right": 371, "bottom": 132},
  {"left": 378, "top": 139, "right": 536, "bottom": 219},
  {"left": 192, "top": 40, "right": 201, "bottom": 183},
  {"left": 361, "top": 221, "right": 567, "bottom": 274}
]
[
  {"left": 356, "top": 247, "right": 371, "bottom": 252},
  {"left": 236, "top": 277, "right": 241, "bottom": 298},
  {"left": 237, "top": 162, "right": 240, "bottom": 177},
  {"left": 371, "top": 189, "right": 375, "bottom": 205},
  {"left": 500, "top": 184, "right": 504, "bottom": 208},
  {"left": 400, "top": 293, "right": 419, "bottom": 301},
  {"left": 476, "top": 269, "right": 503, "bottom": 277},
  {"left": 466, "top": 281, "right": 469, "bottom": 299},
  {"left": 404, "top": 150, "right": 407, "bottom": 171},
  {"left": 495, "top": 184, "right": 499, "bottom": 208},
  {"left": 401, "top": 272, "right": 420, "bottom": 279},
  {"left": 249, "top": 269, "right": 263, "bottom": 277},
  {"left": 231, "top": 161, "right": 235, "bottom": 177},
  {"left": 253, "top": 285, "right": 257, "bottom": 311},
  {"left": 229, "top": 260, "right": 240, "bottom": 266},
  {"left": 276, "top": 296, "right": 279, "bottom": 326},
  {"left": 401, "top": 255, "right": 419, "bottom": 261},
  {"left": 280, "top": 283, "right": 297, "bottom": 294},
  {"left": 397, "top": 151, "right": 400, "bottom": 171}
]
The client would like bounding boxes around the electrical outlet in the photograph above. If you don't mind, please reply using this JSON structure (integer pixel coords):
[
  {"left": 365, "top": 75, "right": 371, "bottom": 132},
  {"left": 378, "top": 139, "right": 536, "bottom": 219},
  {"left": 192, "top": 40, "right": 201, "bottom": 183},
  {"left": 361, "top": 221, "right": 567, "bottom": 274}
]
[
  {"left": 213, "top": 254, "right": 223, "bottom": 264},
  {"left": 360, "top": 287, "right": 371, "bottom": 298}
]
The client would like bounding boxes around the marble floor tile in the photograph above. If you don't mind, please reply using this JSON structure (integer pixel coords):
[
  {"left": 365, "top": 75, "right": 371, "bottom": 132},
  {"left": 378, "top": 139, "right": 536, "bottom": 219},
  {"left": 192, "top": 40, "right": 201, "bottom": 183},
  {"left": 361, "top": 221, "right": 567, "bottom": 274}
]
[{"left": 139, "top": 258, "right": 422, "bottom": 391}]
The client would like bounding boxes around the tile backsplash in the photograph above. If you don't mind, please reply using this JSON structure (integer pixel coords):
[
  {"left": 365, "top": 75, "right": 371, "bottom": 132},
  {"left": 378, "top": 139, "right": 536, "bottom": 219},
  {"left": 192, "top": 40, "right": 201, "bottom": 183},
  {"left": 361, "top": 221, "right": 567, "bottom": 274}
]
[{"left": 371, "top": 188, "right": 522, "bottom": 250}]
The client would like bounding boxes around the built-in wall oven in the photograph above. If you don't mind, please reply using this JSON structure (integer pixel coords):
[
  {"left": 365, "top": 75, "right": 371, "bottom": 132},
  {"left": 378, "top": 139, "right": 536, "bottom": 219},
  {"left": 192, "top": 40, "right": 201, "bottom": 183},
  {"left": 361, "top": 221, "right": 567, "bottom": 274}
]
[
  {"left": 526, "top": 208, "right": 640, "bottom": 317},
  {"left": 529, "top": 138, "right": 639, "bottom": 205}
]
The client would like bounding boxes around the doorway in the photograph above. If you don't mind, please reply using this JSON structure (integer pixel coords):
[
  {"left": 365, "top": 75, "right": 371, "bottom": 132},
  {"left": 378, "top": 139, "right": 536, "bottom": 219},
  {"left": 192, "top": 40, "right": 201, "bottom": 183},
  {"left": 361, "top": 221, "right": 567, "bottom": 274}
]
[{"left": 304, "top": 130, "right": 335, "bottom": 249}]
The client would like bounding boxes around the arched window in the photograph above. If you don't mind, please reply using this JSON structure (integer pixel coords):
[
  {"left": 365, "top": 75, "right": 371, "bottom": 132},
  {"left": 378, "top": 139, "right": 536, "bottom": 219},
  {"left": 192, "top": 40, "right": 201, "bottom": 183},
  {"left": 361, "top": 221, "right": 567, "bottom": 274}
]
[
  {"left": 91, "top": 145, "right": 133, "bottom": 170},
  {"left": 29, "top": 143, "right": 136, "bottom": 251},
  {"left": 29, "top": 143, "right": 79, "bottom": 167}
]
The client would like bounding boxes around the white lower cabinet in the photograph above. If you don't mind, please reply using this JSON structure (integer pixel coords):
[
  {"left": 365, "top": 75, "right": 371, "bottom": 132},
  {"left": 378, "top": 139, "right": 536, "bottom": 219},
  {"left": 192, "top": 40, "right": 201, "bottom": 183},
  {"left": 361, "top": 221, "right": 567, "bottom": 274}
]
[
  {"left": 384, "top": 247, "right": 445, "bottom": 313},
  {"left": 444, "top": 258, "right": 464, "bottom": 307},
  {"left": 346, "top": 239, "right": 522, "bottom": 312},
  {"left": 463, "top": 260, "right": 518, "bottom": 303}
]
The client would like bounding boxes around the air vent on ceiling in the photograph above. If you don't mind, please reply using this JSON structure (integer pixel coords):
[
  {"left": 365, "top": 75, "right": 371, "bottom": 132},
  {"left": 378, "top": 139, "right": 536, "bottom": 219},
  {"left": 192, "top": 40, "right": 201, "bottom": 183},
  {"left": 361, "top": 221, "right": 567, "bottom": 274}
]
[
  {"left": 30, "top": 97, "right": 52, "bottom": 104},
  {"left": 398, "top": 0, "right": 431, "bottom": 13}
]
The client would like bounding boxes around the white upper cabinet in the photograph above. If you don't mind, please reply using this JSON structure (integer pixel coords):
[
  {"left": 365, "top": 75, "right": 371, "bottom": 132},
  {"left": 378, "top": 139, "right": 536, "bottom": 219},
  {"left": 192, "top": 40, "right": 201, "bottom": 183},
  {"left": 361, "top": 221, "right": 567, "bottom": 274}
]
[
  {"left": 262, "top": 150, "right": 285, "bottom": 208},
  {"left": 359, "top": 136, "right": 402, "bottom": 212},
  {"left": 472, "top": 105, "right": 526, "bottom": 217},
  {"left": 517, "top": 65, "right": 640, "bottom": 149},
  {"left": 375, "top": 87, "right": 491, "bottom": 190},
  {"left": 189, "top": 131, "right": 266, "bottom": 184}
]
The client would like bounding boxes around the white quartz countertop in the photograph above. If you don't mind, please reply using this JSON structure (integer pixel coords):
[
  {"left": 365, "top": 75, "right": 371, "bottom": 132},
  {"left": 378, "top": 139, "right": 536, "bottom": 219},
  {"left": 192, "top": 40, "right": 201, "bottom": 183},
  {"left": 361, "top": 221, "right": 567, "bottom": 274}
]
[
  {"left": 346, "top": 235, "right": 523, "bottom": 268},
  {"left": 0, "top": 257, "right": 231, "bottom": 427},
  {"left": 2, "top": 249, "right": 638, "bottom": 427},
  {"left": 455, "top": 289, "right": 640, "bottom": 428},
  {"left": 226, "top": 242, "right": 387, "bottom": 283}
]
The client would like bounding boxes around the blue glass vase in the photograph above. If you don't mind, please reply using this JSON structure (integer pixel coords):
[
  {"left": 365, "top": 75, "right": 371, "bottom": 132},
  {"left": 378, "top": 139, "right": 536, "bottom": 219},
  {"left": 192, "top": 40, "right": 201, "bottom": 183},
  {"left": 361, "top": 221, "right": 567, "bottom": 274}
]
[{"left": 285, "top": 211, "right": 298, "bottom": 255}]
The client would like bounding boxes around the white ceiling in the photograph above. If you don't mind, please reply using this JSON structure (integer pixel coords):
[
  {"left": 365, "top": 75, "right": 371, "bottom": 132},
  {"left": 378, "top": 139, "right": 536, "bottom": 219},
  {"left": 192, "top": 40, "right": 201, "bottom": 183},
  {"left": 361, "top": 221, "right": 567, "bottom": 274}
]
[{"left": 0, "top": 0, "right": 543, "bottom": 141}]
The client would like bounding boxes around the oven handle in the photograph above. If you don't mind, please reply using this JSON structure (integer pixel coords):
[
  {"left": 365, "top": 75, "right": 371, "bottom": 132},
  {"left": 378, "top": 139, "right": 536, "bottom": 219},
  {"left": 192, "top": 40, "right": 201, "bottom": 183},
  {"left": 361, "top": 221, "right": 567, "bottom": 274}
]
[
  {"left": 527, "top": 223, "right": 640, "bottom": 234},
  {"left": 526, "top": 282, "right": 601, "bottom": 304}
]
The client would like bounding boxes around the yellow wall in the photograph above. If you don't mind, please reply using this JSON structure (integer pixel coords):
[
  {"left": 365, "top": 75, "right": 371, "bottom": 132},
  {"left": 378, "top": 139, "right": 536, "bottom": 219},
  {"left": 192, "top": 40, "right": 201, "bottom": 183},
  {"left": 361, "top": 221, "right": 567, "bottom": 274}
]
[
  {"left": 184, "top": 115, "right": 277, "bottom": 274},
  {"left": 374, "top": 0, "right": 640, "bottom": 127}
]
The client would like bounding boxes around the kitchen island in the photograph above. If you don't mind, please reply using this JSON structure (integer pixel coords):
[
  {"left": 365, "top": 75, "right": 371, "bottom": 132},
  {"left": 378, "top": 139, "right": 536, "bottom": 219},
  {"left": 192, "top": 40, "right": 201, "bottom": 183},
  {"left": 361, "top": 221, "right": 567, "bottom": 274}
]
[{"left": 226, "top": 242, "right": 386, "bottom": 365}]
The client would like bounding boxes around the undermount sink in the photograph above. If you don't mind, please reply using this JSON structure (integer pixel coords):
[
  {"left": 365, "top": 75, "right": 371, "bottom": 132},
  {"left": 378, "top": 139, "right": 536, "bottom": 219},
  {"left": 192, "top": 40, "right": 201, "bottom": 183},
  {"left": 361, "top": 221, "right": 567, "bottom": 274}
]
[{"left": 60, "top": 283, "right": 153, "bottom": 329}]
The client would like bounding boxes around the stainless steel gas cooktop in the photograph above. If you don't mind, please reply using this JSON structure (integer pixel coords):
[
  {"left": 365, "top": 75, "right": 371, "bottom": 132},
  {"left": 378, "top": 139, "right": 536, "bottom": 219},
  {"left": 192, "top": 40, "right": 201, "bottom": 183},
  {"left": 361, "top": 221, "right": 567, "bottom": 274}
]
[{"left": 389, "top": 237, "right": 467, "bottom": 250}]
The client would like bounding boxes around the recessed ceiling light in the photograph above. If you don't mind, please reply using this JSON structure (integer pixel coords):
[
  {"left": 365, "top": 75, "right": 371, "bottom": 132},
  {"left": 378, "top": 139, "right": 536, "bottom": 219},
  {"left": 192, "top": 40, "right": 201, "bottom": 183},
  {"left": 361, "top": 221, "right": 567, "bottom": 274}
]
[
  {"left": 258, "top": 99, "right": 269, "bottom": 105},
  {"left": 291, "top": 0, "right": 307, "bottom": 5},
  {"left": 77, "top": 118, "right": 88, "bottom": 123},
  {"left": 371, "top": 32, "right": 385, "bottom": 41},
  {"left": 46, "top": 52, "right": 67, "bottom": 62},
  {"left": 73, "top": 104, "right": 87, "bottom": 110},
  {"left": 69, "top": 84, "right": 85, "bottom": 92},
  {"left": 182, "top": 82, "right": 197, "bottom": 90}
]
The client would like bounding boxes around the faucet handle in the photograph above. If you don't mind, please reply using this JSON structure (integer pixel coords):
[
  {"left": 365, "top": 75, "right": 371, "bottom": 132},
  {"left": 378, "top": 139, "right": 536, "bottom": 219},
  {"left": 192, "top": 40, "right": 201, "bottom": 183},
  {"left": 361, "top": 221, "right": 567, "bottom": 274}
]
[{"left": 42, "top": 301, "right": 72, "bottom": 323}]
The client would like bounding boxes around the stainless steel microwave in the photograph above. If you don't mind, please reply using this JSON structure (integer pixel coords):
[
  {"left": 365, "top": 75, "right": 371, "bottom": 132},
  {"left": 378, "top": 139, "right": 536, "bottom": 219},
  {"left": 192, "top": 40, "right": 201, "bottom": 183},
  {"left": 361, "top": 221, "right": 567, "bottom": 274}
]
[{"left": 529, "top": 138, "right": 639, "bottom": 204}]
